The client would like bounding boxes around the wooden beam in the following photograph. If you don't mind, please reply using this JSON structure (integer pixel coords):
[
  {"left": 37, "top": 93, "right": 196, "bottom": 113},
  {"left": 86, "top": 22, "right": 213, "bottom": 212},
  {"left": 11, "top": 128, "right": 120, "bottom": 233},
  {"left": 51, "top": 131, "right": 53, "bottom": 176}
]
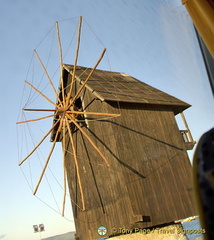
[
  {"left": 33, "top": 119, "right": 63, "bottom": 195},
  {"left": 22, "top": 109, "right": 120, "bottom": 118},
  {"left": 66, "top": 16, "right": 83, "bottom": 107},
  {"left": 67, "top": 110, "right": 120, "bottom": 117},
  {"left": 18, "top": 118, "right": 60, "bottom": 166},
  {"left": 67, "top": 115, "right": 110, "bottom": 167},
  {"left": 180, "top": 112, "right": 194, "bottom": 142},
  {"left": 34, "top": 50, "right": 62, "bottom": 105},
  {"left": 25, "top": 81, "right": 57, "bottom": 107},
  {"left": 65, "top": 116, "right": 86, "bottom": 211},
  {"left": 55, "top": 21, "right": 65, "bottom": 104},
  {"left": 22, "top": 108, "right": 56, "bottom": 112},
  {"left": 67, "top": 48, "right": 106, "bottom": 109},
  {"left": 16, "top": 114, "right": 56, "bottom": 125},
  {"left": 62, "top": 118, "right": 67, "bottom": 216}
]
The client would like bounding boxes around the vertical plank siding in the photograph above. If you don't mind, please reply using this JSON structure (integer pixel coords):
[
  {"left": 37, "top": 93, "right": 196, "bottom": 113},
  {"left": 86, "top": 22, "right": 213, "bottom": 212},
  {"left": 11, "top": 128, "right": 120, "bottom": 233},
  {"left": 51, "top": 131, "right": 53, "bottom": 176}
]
[{"left": 63, "top": 74, "right": 196, "bottom": 240}]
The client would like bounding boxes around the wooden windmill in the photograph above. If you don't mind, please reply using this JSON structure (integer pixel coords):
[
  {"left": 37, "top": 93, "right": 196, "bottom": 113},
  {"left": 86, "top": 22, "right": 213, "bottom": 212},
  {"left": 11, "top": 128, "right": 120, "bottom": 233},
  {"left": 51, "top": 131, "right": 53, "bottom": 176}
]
[{"left": 17, "top": 17, "right": 197, "bottom": 240}]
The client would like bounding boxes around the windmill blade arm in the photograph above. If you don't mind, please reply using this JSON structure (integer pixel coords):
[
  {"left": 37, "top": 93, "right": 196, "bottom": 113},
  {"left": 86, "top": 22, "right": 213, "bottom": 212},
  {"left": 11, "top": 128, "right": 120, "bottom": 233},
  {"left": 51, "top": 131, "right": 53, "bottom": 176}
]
[
  {"left": 25, "top": 81, "right": 57, "bottom": 107},
  {"left": 18, "top": 118, "right": 60, "bottom": 166},
  {"left": 33, "top": 119, "right": 63, "bottom": 195},
  {"left": 67, "top": 110, "right": 120, "bottom": 117},
  {"left": 65, "top": 116, "right": 86, "bottom": 211},
  {"left": 66, "top": 16, "right": 83, "bottom": 107},
  {"left": 62, "top": 118, "right": 67, "bottom": 216},
  {"left": 55, "top": 21, "right": 66, "bottom": 104},
  {"left": 34, "top": 50, "right": 62, "bottom": 105},
  {"left": 67, "top": 48, "right": 106, "bottom": 109},
  {"left": 67, "top": 114, "right": 110, "bottom": 167},
  {"left": 16, "top": 114, "right": 56, "bottom": 125}
]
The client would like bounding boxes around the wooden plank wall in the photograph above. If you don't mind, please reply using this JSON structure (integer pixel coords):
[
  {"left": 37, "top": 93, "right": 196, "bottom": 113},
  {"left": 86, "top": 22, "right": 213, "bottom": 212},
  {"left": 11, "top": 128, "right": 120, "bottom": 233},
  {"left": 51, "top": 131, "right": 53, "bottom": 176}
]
[{"left": 65, "top": 80, "right": 196, "bottom": 240}]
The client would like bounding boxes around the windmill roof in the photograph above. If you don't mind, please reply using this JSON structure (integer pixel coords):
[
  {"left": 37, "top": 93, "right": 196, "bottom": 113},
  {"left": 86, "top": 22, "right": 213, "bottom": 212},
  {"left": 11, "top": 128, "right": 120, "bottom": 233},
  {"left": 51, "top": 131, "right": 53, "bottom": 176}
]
[{"left": 63, "top": 64, "right": 190, "bottom": 114}]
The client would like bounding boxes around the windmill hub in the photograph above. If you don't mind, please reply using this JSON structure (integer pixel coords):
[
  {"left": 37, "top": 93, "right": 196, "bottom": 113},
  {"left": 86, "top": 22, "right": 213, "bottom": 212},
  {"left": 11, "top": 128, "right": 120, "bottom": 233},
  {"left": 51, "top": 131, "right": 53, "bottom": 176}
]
[{"left": 56, "top": 108, "right": 67, "bottom": 117}]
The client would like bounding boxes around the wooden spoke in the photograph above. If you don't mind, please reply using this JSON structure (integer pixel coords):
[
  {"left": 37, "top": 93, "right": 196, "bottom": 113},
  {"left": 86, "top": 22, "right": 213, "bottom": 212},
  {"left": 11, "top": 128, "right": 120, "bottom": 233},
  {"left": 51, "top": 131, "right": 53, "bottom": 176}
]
[
  {"left": 33, "top": 118, "right": 63, "bottom": 195},
  {"left": 67, "top": 114, "right": 110, "bottom": 167},
  {"left": 18, "top": 118, "right": 60, "bottom": 166},
  {"left": 68, "top": 48, "right": 106, "bottom": 109},
  {"left": 25, "top": 81, "right": 57, "bottom": 107},
  {"left": 16, "top": 114, "right": 56, "bottom": 125},
  {"left": 22, "top": 109, "right": 120, "bottom": 118},
  {"left": 65, "top": 116, "right": 86, "bottom": 211},
  {"left": 62, "top": 118, "right": 67, "bottom": 216},
  {"left": 67, "top": 110, "right": 120, "bottom": 117},
  {"left": 34, "top": 50, "right": 62, "bottom": 105},
  {"left": 22, "top": 108, "right": 56, "bottom": 112},
  {"left": 56, "top": 21, "right": 65, "bottom": 104},
  {"left": 66, "top": 16, "right": 83, "bottom": 107},
  {"left": 62, "top": 166, "right": 67, "bottom": 216}
]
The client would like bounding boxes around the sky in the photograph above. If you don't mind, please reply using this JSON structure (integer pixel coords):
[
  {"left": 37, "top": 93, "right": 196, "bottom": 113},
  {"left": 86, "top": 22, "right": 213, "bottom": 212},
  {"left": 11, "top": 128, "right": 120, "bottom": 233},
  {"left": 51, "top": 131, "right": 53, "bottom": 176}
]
[{"left": 0, "top": 0, "right": 213, "bottom": 239}]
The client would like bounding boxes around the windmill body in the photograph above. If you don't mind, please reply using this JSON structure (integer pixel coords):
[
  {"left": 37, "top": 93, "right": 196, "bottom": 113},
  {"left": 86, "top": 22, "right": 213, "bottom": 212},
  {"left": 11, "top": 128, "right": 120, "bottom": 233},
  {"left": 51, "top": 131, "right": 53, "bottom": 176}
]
[{"left": 52, "top": 65, "right": 197, "bottom": 240}]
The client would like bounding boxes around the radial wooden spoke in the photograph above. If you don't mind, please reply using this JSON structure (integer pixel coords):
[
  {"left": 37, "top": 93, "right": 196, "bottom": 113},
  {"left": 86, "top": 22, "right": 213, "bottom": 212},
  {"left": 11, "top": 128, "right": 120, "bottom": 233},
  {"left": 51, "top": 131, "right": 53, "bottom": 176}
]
[
  {"left": 67, "top": 114, "right": 110, "bottom": 167},
  {"left": 66, "top": 16, "right": 83, "bottom": 107},
  {"left": 25, "top": 81, "right": 57, "bottom": 107},
  {"left": 67, "top": 110, "right": 120, "bottom": 117},
  {"left": 65, "top": 116, "right": 86, "bottom": 211},
  {"left": 22, "top": 108, "right": 56, "bottom": 112},
  {"left": 34, "top": 50, "right": 62, "bottom": 105},
  {"left": 56, "top": 21, "right": 65, "bottom": 104},
  {"left": 62, "top": 118, "right": 67, "bottom": 216},
  {"left": 16, "top": 114, "right": 56, "bottom": 125},
  {"left": 68, "top": 48, "right": 106, "bottom": 109},
  {"left": 18, "top": 118, "right": 60, "bottom": 166},
  {"left": 33, "top": 118, "right": 63, "bottom": 195}
]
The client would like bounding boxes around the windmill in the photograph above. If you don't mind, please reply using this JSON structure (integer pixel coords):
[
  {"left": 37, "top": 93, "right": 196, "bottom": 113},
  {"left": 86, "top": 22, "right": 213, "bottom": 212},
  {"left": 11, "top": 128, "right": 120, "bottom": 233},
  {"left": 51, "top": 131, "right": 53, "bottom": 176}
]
[
  {"left": 17, "top": 16, "right": 197, "bottom": 240},
  {"left": 17, "top": 16, "right": 119, "bottom": 216}
]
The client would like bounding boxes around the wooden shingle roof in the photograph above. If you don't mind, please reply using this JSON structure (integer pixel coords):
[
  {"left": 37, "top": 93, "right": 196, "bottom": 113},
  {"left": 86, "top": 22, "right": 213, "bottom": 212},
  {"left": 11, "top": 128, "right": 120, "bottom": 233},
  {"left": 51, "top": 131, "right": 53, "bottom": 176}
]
[{"left": 63, "top": 64, "right": 190, "bottom": 114}]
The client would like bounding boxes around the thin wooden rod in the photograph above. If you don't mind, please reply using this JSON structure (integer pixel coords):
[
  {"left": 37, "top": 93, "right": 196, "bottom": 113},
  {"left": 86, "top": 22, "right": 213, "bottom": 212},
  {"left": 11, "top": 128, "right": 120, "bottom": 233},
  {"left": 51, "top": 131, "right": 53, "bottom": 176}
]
[
  {"left": 67, "top": 114, "right": 110, "bottom": 167},
  {"left": 34, "top": 50, "right": 62, "bottom": 105},
  {"left": 55, "top": 22, "right": 63, "bottom": 69},
  {"left": 67, "top": 110, "right": 120, "bottom": 117},
  {"left": 67, "top": 48, "right": 106, "bottom": 109},
  {"left": 180, "top": 112, "right": 194, "bottom": 142},
  {"left": 33, "top": 119, "right": 63, "bottom": 195},
  {"left": 55, "top": 21, "right": 65, "bottom": 104},
  {"left": 25, "top": 81, "right": 57, "bottom": 107},
  {"left": 16, "top": 114, "right": 56, "bottom": 125},
  {"left": 18, "top": 118, "right": 60, "bottom": 166},
  {"left": 66, "top": 16, "right": 83, "bottom": 107},
  {"left": 65, "top": 116, "right": 86, "bottom": 210},
  {"left": 62, "top": 167, "right": 67, "bottom": 216},
  {"left": 62, "top": 118, "right": 67, "bottom": 216},
  {"left": 22, "top": 109, "right": 120, "bottom": 118},
  {"left": 22, "top": 108, "right": 56, "bottom": 112}
]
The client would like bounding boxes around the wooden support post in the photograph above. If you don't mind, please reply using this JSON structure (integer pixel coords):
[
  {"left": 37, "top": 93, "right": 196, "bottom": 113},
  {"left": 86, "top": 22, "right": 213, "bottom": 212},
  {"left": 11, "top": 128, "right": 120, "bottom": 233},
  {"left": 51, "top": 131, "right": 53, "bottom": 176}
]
[{"left": 180, "top": 112, "right": 194, "bottom": 142}]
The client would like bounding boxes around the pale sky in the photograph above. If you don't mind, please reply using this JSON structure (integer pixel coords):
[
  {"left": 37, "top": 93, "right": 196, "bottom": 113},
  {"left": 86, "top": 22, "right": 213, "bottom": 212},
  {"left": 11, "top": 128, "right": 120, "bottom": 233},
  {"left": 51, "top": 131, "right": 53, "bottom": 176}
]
[{"left": 0, "top": 0, "right": 213, "bottom": 239}]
